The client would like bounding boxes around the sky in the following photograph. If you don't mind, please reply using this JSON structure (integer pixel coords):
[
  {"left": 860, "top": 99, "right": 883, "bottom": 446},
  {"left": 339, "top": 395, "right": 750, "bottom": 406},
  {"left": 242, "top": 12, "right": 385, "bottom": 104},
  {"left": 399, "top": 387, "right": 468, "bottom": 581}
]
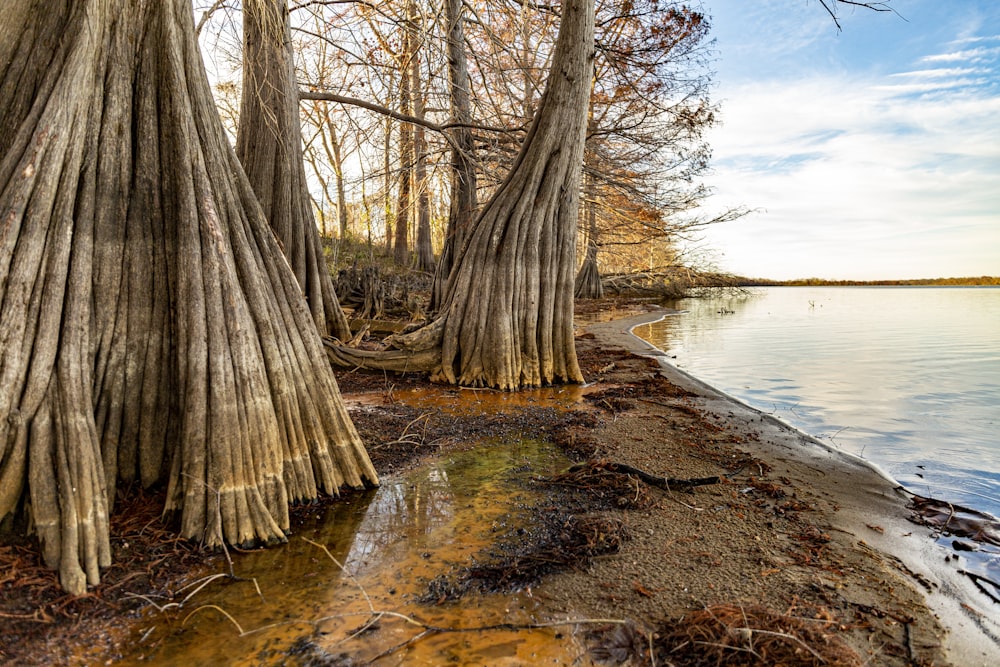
[{"left": 694, "top": 0, "right": 1000, "bottom": 280}]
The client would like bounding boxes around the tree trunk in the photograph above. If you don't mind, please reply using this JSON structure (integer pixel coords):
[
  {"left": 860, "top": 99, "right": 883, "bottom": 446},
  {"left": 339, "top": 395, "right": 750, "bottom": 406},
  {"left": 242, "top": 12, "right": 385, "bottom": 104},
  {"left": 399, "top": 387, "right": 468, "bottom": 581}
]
[
  {"left": 330, "top": 124, "right": 350, "bottom": 239},
  {"left": 0, "top": 0, "right": 376, "bottom": 595},
  {"left": 575, "top": 246, "right": 604, "bottom": 298},
  {"left": 575, "top": 172, "right": 603, "bottom": 298},
  {"left": 411, "top": 16, "right": 434, "bottom": 274},
  {"left": 236, "top": 0, "right": 351, "bottom": 341},
  {"left": 328, "top": 0, "right": 593, "bottom": 390},
  {"left": 431, "top": 0, "right": 477, "bottom": 312},
  {"left": 383, "top": 76, "right": 394, "bottom": 253},
  {"left": 393, "top": 27, "right": 413, "bottom": 267}
]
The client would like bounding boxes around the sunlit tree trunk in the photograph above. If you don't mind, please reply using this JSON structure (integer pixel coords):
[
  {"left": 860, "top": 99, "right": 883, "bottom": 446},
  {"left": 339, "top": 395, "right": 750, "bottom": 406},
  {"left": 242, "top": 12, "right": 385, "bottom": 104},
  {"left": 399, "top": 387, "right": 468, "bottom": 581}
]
[
  {"left": 236, "top": 0, "right": 350, "bottom": 340},
  {"left": 0, "top": 0, "right": 376, "bottom": 594},
  {"left": 383, "top": 75, "right": 395, "bottom": 253},
  {"left": 328, "top": 0, "right": 593, "bottom": 390}
]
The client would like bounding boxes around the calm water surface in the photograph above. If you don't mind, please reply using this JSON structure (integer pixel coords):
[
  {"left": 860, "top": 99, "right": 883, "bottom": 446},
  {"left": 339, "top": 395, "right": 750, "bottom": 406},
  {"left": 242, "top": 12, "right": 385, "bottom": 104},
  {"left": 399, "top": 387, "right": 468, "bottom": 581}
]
[
  {"left": 111, "top": 387, "right": 590, "bottom": 666},
  {"left": 633, "top": 286, "right": 1000, "bottom": 519}
]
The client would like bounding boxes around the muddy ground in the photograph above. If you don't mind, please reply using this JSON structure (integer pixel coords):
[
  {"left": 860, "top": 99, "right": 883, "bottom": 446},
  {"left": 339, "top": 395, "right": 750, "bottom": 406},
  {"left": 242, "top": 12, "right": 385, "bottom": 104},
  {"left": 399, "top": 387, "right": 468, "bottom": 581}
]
[{"left": 0, "top": 300, "right": 984, "bottom": 665}]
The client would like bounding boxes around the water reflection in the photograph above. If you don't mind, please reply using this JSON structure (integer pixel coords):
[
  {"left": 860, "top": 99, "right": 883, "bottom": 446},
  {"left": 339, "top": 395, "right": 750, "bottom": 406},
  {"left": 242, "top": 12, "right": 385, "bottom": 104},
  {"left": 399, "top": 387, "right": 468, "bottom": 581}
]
[
  {"left": 113, "top": 437, "right": 585, "bottom": 666},
  {"left": 635, "top": 286, "right": 1000, "bottom": 592},
  {"left": 636, "top": 287, "right": 1000, "bottom": 517}
]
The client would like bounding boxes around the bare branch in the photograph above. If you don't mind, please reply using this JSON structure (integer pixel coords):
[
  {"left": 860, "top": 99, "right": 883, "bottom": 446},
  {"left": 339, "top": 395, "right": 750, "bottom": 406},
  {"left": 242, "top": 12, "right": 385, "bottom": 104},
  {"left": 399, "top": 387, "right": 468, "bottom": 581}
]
[
  {"left": 819, "top": 0, "right": 896, "bottom": 31},
  {"left": 298, "top": 89, "right": 523, "bottom": 138},
  {"left": 195, "top": 0, "right": 228, "bottom": 37}
]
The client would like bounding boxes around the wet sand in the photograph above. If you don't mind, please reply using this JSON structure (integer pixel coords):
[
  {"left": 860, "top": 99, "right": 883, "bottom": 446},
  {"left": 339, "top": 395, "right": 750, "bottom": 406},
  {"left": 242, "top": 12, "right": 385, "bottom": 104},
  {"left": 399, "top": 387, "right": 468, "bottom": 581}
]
[{"left": 571, "top": 310, "right": 1000, "bottom": 665}]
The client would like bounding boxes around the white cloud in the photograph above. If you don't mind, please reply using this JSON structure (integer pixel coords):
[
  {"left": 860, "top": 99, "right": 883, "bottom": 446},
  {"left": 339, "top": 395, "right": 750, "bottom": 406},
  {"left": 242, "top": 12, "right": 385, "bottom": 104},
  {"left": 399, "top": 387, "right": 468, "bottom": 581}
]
[
  {"left": 874, "top": 78, "right": 991, "bottom": 94},
  {"left": 891, "top": 67, "right": 981, "bottom": 79},
  {"left": 699, "top": 67, "right": 1000, "bottom": 279},
  {"left": 920, "top": 46, "right": 1000, "bottom": 64}
]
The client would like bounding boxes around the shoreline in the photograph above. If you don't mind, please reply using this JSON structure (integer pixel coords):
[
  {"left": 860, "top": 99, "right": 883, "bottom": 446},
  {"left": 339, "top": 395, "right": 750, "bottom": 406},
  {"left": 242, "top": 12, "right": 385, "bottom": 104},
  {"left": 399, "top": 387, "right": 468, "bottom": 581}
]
[
  {"left": 586, "top": 309, "right": 1000, "bottom": 664},
  {"left": 4, "top": 304, "right": 999, "bottom": 665}
]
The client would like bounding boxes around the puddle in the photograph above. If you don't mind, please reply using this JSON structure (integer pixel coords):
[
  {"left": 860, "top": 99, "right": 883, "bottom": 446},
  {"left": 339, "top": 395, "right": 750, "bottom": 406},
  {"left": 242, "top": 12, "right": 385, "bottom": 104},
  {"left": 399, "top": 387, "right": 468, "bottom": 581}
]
[
  {"left": 111, "top": 436, "right": 596, "bottom": 665},
  {"left": 573, "top": 303, "right": 656, "bottom": 324}
]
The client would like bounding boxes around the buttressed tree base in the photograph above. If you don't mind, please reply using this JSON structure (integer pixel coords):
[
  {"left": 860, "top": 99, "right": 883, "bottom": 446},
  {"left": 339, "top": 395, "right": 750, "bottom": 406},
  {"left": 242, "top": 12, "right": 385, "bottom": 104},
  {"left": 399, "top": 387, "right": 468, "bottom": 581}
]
[
  {"left": 0, "top": 0, "right": 376, "bottom": 595},
  {"left": 327, "top": 0, "right": 594, "bottom": 391}
]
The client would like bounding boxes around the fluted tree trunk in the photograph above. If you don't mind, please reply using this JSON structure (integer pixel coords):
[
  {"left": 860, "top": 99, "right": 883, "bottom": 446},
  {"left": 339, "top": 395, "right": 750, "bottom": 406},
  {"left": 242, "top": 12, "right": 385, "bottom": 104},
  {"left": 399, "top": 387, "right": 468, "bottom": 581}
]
[
  {"left": 236, "top": 0, "right": 350, "bottom": 341},
  {"left": 575, "top": 171, "right": 603, "bottom": 298},
  {"left": 0, "top": 0, "right": 376, "bottom": 595},
  {"left": 327, "top": 0, "right": 593, "bottom": 390},
  {"left": 575, "top": 244, "right": 604, "bottom": 298}
]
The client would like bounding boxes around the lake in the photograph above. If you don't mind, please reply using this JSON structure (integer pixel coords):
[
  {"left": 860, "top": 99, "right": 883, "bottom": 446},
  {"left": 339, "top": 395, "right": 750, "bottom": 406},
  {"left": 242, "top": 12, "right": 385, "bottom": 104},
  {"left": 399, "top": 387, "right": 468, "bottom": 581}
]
[{"left": 632, "top": 286, "right": 1000, "bottom": 521}]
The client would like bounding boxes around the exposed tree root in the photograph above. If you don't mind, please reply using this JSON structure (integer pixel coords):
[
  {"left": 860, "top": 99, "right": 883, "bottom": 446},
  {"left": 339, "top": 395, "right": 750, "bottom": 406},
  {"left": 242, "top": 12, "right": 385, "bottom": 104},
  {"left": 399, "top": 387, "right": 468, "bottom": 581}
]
[
  {"left": 961, "top": 570, "right": 1000, "bottom": 604},
  {"left": 908, "top": 494, "right": 1000, "bottom": 547},
  {"left": 323, "top": 337, "right": 440, "bottom": 375}
]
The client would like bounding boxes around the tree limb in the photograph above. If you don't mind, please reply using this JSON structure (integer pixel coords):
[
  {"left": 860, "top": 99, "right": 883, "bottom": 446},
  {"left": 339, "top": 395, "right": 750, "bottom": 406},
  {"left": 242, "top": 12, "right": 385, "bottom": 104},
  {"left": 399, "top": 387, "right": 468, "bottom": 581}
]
[
  {"left": 819, "top": 1, "right": 896, "bottom": 30},
  {"left": 298, "top": 89, "right": 522, "bottom": 138}
]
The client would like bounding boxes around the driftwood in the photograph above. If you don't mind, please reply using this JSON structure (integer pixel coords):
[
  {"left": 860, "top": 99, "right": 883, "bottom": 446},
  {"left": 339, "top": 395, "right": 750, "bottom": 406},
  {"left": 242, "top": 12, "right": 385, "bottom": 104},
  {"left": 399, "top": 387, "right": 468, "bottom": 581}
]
[
  {"left": 908, "top": 495, "right": 1000, "bottom": 547},
  {"left": 567, "top": 461, "right": 720, "bottom": 492},
  {"left": 960, "top": 570, "right": 1000, "bottom": 604}
]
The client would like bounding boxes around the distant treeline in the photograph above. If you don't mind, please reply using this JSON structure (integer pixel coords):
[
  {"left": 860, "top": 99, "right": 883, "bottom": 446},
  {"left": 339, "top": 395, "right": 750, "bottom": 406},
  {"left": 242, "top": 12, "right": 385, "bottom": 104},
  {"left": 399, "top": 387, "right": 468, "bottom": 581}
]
[{"left": 736, "top": 276, "right": 1000, "bottom": 287}]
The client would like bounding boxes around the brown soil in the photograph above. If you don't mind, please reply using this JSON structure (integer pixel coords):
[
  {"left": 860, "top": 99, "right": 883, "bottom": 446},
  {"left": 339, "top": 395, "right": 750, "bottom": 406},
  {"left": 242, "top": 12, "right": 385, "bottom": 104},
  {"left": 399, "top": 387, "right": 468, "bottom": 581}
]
[{"left": 0, "top": 300, "right": 971, "bottom": 665}]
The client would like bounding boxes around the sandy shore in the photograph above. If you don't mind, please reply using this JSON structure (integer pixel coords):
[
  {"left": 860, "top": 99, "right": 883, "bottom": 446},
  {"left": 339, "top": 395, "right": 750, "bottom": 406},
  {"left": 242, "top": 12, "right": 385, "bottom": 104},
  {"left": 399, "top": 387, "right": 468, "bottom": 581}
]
[{"left": 571, "top": 310, "right": 1000, "bottom": 665}]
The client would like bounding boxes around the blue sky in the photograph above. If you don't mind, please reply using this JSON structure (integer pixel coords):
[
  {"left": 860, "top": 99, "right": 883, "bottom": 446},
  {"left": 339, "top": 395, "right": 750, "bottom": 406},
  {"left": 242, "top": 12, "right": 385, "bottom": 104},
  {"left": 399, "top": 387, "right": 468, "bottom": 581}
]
[{"left": 696, "top": 0, "right": 1000, "bottom": 280}]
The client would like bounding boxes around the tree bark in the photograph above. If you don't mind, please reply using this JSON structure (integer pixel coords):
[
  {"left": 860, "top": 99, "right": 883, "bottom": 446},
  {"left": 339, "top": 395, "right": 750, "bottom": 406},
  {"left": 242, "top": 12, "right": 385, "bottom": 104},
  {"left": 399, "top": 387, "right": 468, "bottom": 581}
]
[
  {"left": 411, "top": 6, "right": 434, "bottom": 274},
  {"left": 328, "top": 0, "right": 593, "bottom": 390},
  {"left": 575, "top": 171, "right": 604, "bottom": 298},
  {"left": 0, "top": 0, "right": 376, "bottom": 594},
  {"left": 575, "top": 246, "right": 604, "bottom": 298},
  {"left": 431, "top": 0, "right": 478, "bottom": 312},
  {"left": 329, "top": 123, "right": 350, "bottom": 239},
  {"left": 383, "top": 75, "right": 395, "bottom": 253},
  {"left": 393, "top": 24, "right": 413, "bottom": 267},
  {"left": 236, "top": 0, "right": 351, "bottom": 341}
]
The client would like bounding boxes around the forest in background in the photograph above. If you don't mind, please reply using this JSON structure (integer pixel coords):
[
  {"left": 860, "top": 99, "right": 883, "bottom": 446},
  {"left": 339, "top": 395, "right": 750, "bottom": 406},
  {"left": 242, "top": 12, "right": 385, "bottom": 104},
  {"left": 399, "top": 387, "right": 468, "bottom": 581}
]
[
  {"left": 740, "top": 276, "right": 1000, "bottom": 286},
  {"left": 197, "top": 0, "right": 741, "bottom": 295}
]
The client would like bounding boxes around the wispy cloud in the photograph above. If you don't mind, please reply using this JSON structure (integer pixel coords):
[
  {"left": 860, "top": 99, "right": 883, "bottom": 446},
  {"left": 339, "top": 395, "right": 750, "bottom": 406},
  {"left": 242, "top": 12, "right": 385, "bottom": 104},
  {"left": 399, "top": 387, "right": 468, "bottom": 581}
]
[
  {"left": 701, "top": 55, "right": 1000, "bottom": 279},
  {"left": 875, "top": 77, "right": 993, "bottom": 94},
  {"left": 890, "top": 67, "right": 981, "bottom": 79},
  {"left": 697, "top": 0, "right": 1000, "bottom": 279},
  {"left": 920, "top": 46, "right": 1000, "bottom": 64}
]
